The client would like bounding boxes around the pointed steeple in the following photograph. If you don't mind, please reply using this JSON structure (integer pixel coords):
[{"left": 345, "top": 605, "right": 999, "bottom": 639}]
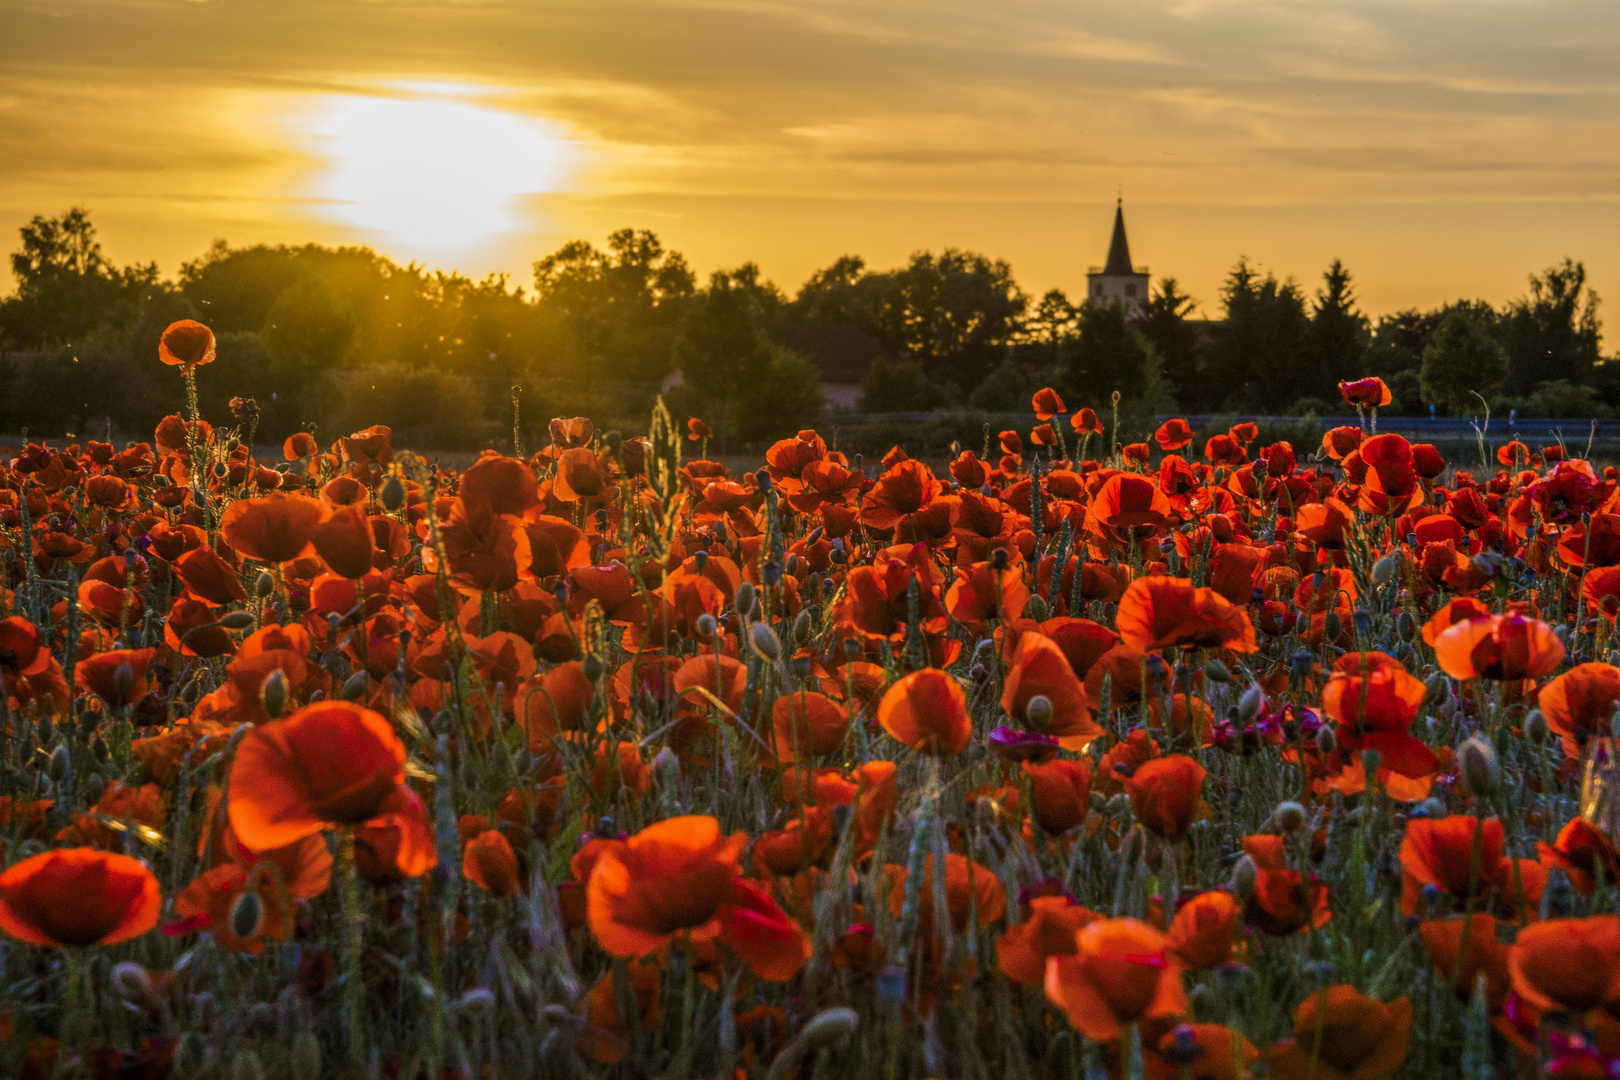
[{"left": 1102, "top": 198, "right": 1135, "bottom": 276}]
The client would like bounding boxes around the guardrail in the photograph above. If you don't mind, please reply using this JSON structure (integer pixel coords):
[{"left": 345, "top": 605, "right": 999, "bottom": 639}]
[{"left": 829, "top": 411, "right": 1620, "bottom": 439}]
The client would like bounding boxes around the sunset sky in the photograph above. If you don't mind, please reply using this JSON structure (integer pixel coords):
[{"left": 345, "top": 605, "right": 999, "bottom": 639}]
[{"left": 2, "top": 0, "right": 1617, "bottom": 321}]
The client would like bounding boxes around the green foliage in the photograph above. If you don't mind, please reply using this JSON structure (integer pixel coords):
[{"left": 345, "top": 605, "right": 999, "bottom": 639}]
[
  {"left": 0, "top": 207, "right": 160, "bottom": 349},
  {"left": 1421, "top": 308, "right": 1511, "bottom": 414},
  {"left": 326, "top": 364, "right": 488, "bottom": 448},
  {"left": 1308, "top": 258, "right": 1371, "bottom": 394},
  {"left": 1521, "top": 379, "right": 1613, "bottom": 419},
  {"left": 733, "top": 347, "right": 826, "bottom": 445},
  {"left": 1500, "top": 258, "right": 1603, "bottom": 396},
  {"left": 1139, "top": 278, "right": 1201, "bottom": 408},
  {"left": 966, "top": 360, "right": 1033, "bottom": 412},
  {"left": 1062, "top": 301, "right": 1158, "bottom": 409},
  {"left": 861, "top": 357, "right": 947, "bottom": 412},
  {"left": 1205, "top": 259, "right": 1313, "bottom": 412}
]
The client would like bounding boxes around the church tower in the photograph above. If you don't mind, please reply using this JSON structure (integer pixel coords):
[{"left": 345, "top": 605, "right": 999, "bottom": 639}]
[{"left": 1086, "top": 199, "right": 1150, "bottom": 316}]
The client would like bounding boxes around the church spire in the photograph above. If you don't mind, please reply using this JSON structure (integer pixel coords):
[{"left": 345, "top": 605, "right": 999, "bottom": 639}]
[{"left": 1102, "top": 198, "right": 1135, "bottom": 276}]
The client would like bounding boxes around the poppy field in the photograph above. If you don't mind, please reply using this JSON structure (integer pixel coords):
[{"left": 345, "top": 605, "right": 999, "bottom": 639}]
[{"left": 3, "top": 323, "right": 1620, "bottom": 1080}]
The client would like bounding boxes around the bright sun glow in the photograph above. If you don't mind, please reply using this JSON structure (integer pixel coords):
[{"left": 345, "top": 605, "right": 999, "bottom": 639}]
[{"left": 301, "top": 85, "right": 573, "bottom": 253}]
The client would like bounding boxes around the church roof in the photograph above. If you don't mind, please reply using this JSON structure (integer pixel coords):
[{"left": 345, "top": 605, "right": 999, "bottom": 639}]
[{"left": 1101, "top": 199, "right": 1138, "bottom": 276}]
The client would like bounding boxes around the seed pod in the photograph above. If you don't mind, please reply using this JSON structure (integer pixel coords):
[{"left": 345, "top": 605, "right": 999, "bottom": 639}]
[
  {"left": 218, "top": 610, "right": 257, "bottom": 631},
  {"left": 1203, "top": 658, "right": 1232, "bottom": 684},
  {"left": 1275, "top": 801, "right": 1308, "bottom": 833},
  {"left": 340, "top": 670, "right": 369, "bottom": 701},
  {"left": 230, "top": 889, "right": 266, "bottom": 941},
  {"left": 1230, "top": 854, "right": 1258, "bottom": 901},
  {"left": 259, "top": 670, "right": 290, "bottom": 720},
  {"left": 254, "top": 571, "right": 277, "bottom": 598},
  {"left": 751, "top": 621, "right": 782, "bottom": 660},
  {"left": 1459, "top": 735, "right": 1501, "bottom": 796},
  {"left": 734, "top": 582, "right": 757, "bottom": 620},
  {"left": 380, "top": 473, "right": 407, "bottom": 512},
  {"left": 1370, "top": 555, "right": 1398, "bottom": 585},
  {"left": 1025, "top": 694, "right": 1054, "bottom": 730}
]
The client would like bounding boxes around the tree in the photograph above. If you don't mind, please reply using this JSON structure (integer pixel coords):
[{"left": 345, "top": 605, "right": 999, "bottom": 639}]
[
  {"left": 1139, "top": 278, "right": 1201, "bottom": 408},
  {"left": 1500, "top": 258, "right": 1603, "bottom": 395},
  {"left": 791, "top": 249, "right": 1026, "bottom": 393},
  {"left": 1204, "top": 259, "right": 1312, "bottom": 412},
  {"left": 1063, "top": 302, "right": 1158, "bottom": 409},
  {"left": 0, "top": 208, "right": 159, "bottom": 348},
  {"left": 532, "top": 229, "right": 696, "bottom": 381},
  {"left": 1421, "top": 309, "right": 1510, "bottom": 415},
  {"left": 672, "top": 270, "right": 777, "bottom": 452},
  {"left": 861, "top": 358, "right": 946, "bottom": 412},
  {"left": 1307, "top": 259, "right": 1370, "bottom": 397}
]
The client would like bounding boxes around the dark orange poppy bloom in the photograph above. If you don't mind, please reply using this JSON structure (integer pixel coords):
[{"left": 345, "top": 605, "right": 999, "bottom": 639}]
[
  {"left": 1148, "top": 1023, "right": 1258, "bottom": 1080},
  {"left": 1542, "top": 818, "right": 1620, "bottom": 894},
  {"left": 73, "top": 647, "right": 156, "bottom": 707},
  {"left": 464, "top": 828, "right": 523, "bottom": 897},
  {"left": 1044, "top": 917, "right": 1187, "bottom": 1041},
  {"left": 885, "top": 853, "right": 1006, "bottom": 934},
  {"left": 1072, "top": 408, "right": 1104, "bottom": 435},
  {"left": 1398, "top": 815, "right": 1504, "bottom": 915},
  {"left": 1241, "top": 835, "right": 1333, "bottom": 936},
  {"left": 220, "top": 492, "right": 330, "bottom": 564},
  {"left": 1155, "top": 418, "right": 1195, "bottom": 451},
  {"left": 1167, "top": 889, "right": 1241, "bottom": 969},
  {"left": 771, "top": 691, "right": 850, "bottom": 762},
  {"left": 1001, "top": 632, "right": 1104, "bottom": 750},
  {"left": 586, "top": 815, "right": 747, "bottom": 958},
  {"left": 1419, "top": 913, "right": 1510, "bottom": 1007},
  {"left": 158, "top": 319, "right": 216, "bottom": 369},
  {"left": 861, "top": 459, "right": 943, "bottom": 533},
  {"left": 1432, "top": 612, "right": 1564, "bottom": 681},
  {"left": 1338, "top": 377, "right": 1392, "bottom": 407},
  {"left": 1506, "top": 915, "right": 1620, "bottom": 1015},
  {"left": 577, "top": 956, "right": 663, "bottom": 1064},
  {"left": 1125, "top": 755, "right": 1206, "bottom": 841},
  {"left": 877, "top": 668, "right": 972, "bottom": 756},
  {"left": 719, "top": 877, "right": 812, "bottom": 982},
  {"left": 1023, "top": 758, "right": 1094, "bottom": 833},
  {"left": 1538, "top": 663, "right": 1620, "bottom": 751},
  {"left": 944, "top": 560, "right": 1030, "bottom": 630},
  {"left": 996, "top": 895, "right": 1098, "bottom": 986},
  {"left": 1116, "top": 576, "right": 1257, "bottom": 654},
  {"left": 0, "top": 848, "right": 161, "bottom": 947},
  {"left": 1265, "top": 986, "right": 1411, "bottom": 1080},
  {"left": 226, "top": 701, "right": 408, "bottom": 851}
]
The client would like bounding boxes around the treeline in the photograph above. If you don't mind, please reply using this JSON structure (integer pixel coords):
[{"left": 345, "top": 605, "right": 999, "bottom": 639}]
[{"left": 0, "top": 207, "right": 1610, "bottom": 450}]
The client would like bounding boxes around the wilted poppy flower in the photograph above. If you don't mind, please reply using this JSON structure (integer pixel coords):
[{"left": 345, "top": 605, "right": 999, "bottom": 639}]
[
  {"left": 1338, "top": 377, "right": 1392, "bottom": 408},
  {"left": 158, "top": 319, "right": 216, "bottom": 369},
  {"left": 997, "top": 895, "right": 1097, "bottom": 985},
  {"left": 1506, "top": 915, "right": 1620, "bottom": 1015},
  {"left": 1116, "top": 576, "right": 1257, "bottom": 654},
  {"left": 1044, "top": 917, "right": 1187, "bottom": 1041},
  {"left": 1001, "top": 632, "right": 1104, "bottom": 750},
  {"left": 221, "top": 492, "right": 329, "bottom": 565},
  {"left": 1072, "top": 408, "right": 1104, "bottom": 435},
  {"left": 877, "top": 668, "right": 972, "bottom": 756},
  {"left": 0, "top": 848, "right": 161, "bottom": 947},
  {"left": 227, "top": 701, "right": 408, "bottom": 851},
  {"left": 1432, "top": 612, "right": 1564, "bottom": 681},
  {"left": 1155, "top": 418, "right": 1195, "bottom": 451},
  {"left": 586, "top": 815, "right": 746, "bottom": 958},
  {"left": 1266, "top": 985, "right": 1411, "bottom": 1080},
  {"left": 1125, "top": 755, "right": 1206, "bottom": 841}
]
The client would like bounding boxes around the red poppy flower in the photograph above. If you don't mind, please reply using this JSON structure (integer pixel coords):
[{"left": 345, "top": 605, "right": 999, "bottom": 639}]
[
  {"left": 221, "top": 492, "right": 330, "bottom": 565},
  {"left": 1071, "top": 408, "right": 1104, "bottom": 435},
  {"left": 1167, "top": 889, "right": 1241, "bottom": 969},
  {"left": 158, "top": 319, "right": 216, "bottom": 369},
  {"left": 586, "top": 815, "right": 747, "bottom": 957},
  {"left": 1125, "top": 755, "right": 1206, "bottom": 841},
  {"left": 772, "top": 691, "right": 850, "bottom": 762},
  {"left": 1032, "top": 387, "right": 1066, "bottom": 420},
  {"left": 877, "top": 668, "right": 971, "bottom": 755},
  {"left": 1116, "top": 576, "right": 1257, "bottom": 654},
  {"left": 687, "top": 418, "right": 711, "bottom": 441},
  {"left": 1001, "top": 631, "right": 1104, "bottom": 750},
  {"left": 1265, "top": 986, "right": 1412, "bottom": 1080},
  {"left": 1398, "top": 815, "right": 1504, "bottom": 915},
  {"left": 1539, "top": 663, "right": 1620, "bottom": 752},
  {"left": 1506, "top": 915, "right": 1620, "bottom": 1015},
  {"left": 1337, "top": 377, "right": 1392, "bottom": 408},
  {"left": 1044, "top": 917, "right": 1188, "bottom": 1041},
  {"left": 996, "top": 896, "right": 1097, "bottom": 986},
  {"left": 0, "top": 848, "right": 161, "bottom": 947},
  {"left": 1155, "top": 418, "right": 1195, "bottom": 451},
  {"left": 1419, "top": 914, "right": 1509, "bottom": 1007},
  {"left": 464, "top": 828, "right": 523, "bottom": 897},
  {"left": 1432, "top": 612, "right": 1564, "bottom": 681}
]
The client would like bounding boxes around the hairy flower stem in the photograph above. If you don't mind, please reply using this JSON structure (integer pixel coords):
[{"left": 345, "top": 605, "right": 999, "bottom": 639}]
[{"left": 339, "top": 825, "right": 365, "bottom": 1078}]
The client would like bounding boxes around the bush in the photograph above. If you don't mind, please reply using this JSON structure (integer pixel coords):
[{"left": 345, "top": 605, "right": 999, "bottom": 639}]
[
  {"left": 324, "top": 364, "right": 488, "bottom": 449},
  {"left": 1524, "top": 379, "right": 1612, "bottom": 418},
  {"left": 862, "top": 357, "right": 947, "bottom": 412}
]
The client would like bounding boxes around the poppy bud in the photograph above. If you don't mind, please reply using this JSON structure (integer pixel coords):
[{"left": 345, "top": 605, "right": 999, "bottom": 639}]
[
  {"left": 792, "top": 609, "right": 812, "bottom": 645},
  {"left": 762, "top": 559, "right": 782, "bottom": 586},
  {"left": 1203, "top": 658, "right": 1232, "bottom": 684},
  {"left": 991, "top": 547, "right": 1009, "bottom": 571},
  {"left": 735, "top": 582, "right": 757, "bottom": 619},
  {"left": 335, "top": 670, "right": 366, "bottom": 701},
  {"left": 799, "top": 1006, "right": 860, "bottom": 1050},
  {"left": 1361, "top": 748, "right": 1382, "bottom": 775},
  {"left": 1424, "top": 671, "right": 1449, "bottom": 706},
  {"left": 212, "top": 461, "right": 228, "bottom": 478},
  {"left": 1323, "top": 611, "right": 1341, "bottom": 641},
  {"left": 756, "top": 469, "right": 773, "bottom": 492},
  {"left": 582, "top": 654, "right": 605, "bottom": 682},
  {"left": 291, "top": 1032, "right": 321, "bottom": 1080},
  {"left": 1213, "top": 961, "right": 1249, "bottom": 992},
  {"left": 694, "top": 613, "right": 718, "bottom": 639},
  {"left": 1352, "top": 609, "right": 1372, "bottom": 637},
  {"left": 1418, "top": 797, "right": 1448, "bottom": 819},
  {"left": 1163, "top": 1024, "right": 1201, "bottom": 1064},
  {"left": 1526, "top": 709, "right": 1548, "bottom": 742},
  {"left": 219, "top": 610, "right": 257, "bottom": 631},
  {"left": 112, "top": 662, "right": 135, "bottom": 701},
  {"left": 653, "top": 745, "right": 681, "bottom": 788},
  {"left": 843, "top": 638, "right": 861, "bottom": 661},
  {"left": 380, "top": 473, "right": 407, "bottom": 512},
  {"left": 1230, "top": 853, "right": 1258, "bottom": 901},
  {"left": 1370, "top": 555, "right": 1397, "bottom": 585},
  {"left": 48, "top": 744, "right": 70, "bottom": 781},
  {"left": 1315, "top": 725, "right": 1337, "bottom": 755},
  {"left": 1397, "top": 611, "right": 1415, "bottom": 641},
  {"left": 1290, "top": 649, "right": 1315, "bottom": 678},
  {"left": 228, "top": 888, "right": 266, "bottom": 941},
  {"left": 1470, "top": 553, "right": 1496, "bottom": 579},
  {"left": 83, "top": 771, "right": 107, "bottom": 804},
  {"left": 111, "top": 961, "right": 152, "bottom": 1000},
  {"left": 455, "top": 987, "right": 497, "bottom": 1015},
  {"left": 1459, "top": 735, "right": 1500, "bottom": 796},
  {"left": 261, "top": 669, "right": 290, "bottom": 720},
  {"left": 1025, "top": 694, "right": 1054, "bottom": 730},
  {"left": 751, "top": 622, "right": 782, "bottom": 660},
  {"left": 1237, "top": 683, "right": 1263, "bottom": 721},
  {"left": 1275, "top": 800, "right": 1307, "bottom": 833},
  {"left": 1027, "top": 595, "right": 1049, "bottom": 622},
  {"left": 254, "top": 571, "right": 276, "bottom": 598}
]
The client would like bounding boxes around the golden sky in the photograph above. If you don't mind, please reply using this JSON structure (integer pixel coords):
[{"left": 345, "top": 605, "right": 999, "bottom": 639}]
[{"left": 2, "top": 0, "right": 1617, "bottom": 320}]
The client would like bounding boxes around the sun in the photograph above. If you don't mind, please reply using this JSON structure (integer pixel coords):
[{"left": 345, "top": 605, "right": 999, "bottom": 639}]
[{"left": 299, "top": 84, "right": 574, "bottom": 254}]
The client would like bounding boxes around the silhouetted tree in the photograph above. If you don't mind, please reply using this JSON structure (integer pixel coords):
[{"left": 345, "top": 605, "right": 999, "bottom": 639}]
[
  {"left": 0, "top": 207, "right": 159, "bottom": 348},
  {"left": 1063, "top": 302, "right": 1157, "bottom": 408},
  {"left": 1500, "top": 258, "right": 1602, "bottom": 395},
  {"left": 1421, "top": 308, "right": 1509, "bottom": 415},
  {"left": 1307, "top": 259, "right": 1370, "bottom": 396},
  {"left": 1139, "top": 278, "right": 1201, "bottom": 408},
  {"left": 1205, "top": 259, "right": 1312, "bottom": 412}
]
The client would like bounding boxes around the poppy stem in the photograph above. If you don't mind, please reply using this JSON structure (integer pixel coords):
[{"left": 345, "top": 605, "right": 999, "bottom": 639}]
[{"left": 338, "top": 825, "right": 365, "bottom": 1078}]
